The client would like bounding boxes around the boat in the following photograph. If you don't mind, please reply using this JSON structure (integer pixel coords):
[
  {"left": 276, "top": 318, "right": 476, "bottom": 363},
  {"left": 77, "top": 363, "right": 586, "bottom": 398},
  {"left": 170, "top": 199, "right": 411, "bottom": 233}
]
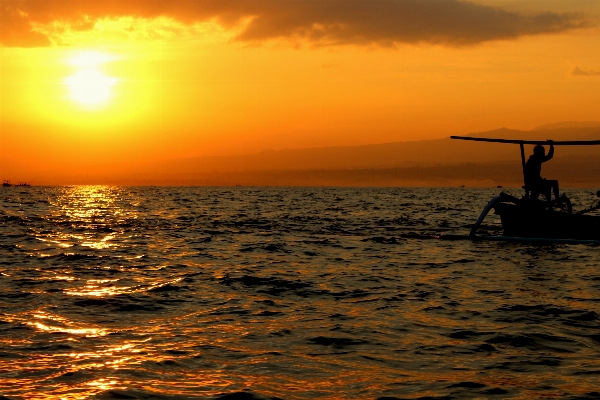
[
  {"left": 2, "top": 180, "right": 11, "bottom": 187},
  {"left": 16, "top": 182, "right": 31, "bottom": 187},
  {"left": 442, "top": 136, "right": 600, "bottom": 243}
]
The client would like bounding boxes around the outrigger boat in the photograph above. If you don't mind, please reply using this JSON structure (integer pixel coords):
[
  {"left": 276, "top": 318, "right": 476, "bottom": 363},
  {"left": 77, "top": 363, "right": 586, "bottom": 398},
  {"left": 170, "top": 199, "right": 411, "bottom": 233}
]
[{"left": 442, "top": 136, "right": 600, "bottom": 244}]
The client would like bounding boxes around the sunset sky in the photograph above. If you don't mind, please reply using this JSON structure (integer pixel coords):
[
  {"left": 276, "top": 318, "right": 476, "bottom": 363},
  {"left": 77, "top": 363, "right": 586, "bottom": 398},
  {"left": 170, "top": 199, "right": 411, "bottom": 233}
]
[{"left": 1, "top": 0, "right": 599, "bottom": 180}]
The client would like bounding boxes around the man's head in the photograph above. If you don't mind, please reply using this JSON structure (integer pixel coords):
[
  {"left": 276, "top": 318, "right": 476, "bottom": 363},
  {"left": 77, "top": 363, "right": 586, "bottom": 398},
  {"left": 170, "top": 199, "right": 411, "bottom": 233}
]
[{"left": 533, "top": 145, "right": 545, "bottom": 157}]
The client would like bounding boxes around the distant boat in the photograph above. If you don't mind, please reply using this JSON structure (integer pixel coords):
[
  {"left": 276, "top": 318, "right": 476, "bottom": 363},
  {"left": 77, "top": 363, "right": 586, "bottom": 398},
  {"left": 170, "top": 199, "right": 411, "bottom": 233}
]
[
  {"left": 2, "top": 180, "right": 11, "bottom": 187},
  {"left": 443, "top": 136, "right": 600, "bottom": 243},
  {"left": 16, "top": 182, "right": 31, "bottom": 187}
]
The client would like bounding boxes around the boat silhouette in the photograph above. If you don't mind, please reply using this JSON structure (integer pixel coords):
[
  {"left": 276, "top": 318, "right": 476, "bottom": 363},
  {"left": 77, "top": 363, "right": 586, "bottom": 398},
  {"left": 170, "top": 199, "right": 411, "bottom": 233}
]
[
  {"left": 2, "top": 180, "right": 31, "bottom": 187},
  {"left": 443, "top": 136, "right": 600, "bottom": 244}
]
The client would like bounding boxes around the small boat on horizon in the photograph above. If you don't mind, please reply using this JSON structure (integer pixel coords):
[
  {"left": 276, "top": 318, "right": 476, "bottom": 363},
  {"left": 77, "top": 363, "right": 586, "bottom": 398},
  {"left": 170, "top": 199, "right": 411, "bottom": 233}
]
[
  {"left": 3, "top": 180, "right": 32, "bottom": 187},
  {"left": 442, "top": 136, "right": 600, "bottom": 244}
]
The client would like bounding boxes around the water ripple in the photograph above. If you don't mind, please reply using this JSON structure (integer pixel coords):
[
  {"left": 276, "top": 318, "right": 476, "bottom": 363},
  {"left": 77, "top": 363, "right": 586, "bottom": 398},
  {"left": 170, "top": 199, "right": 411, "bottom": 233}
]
[{"left": 0, "top": 186, "right": 599, "bottom": 398}]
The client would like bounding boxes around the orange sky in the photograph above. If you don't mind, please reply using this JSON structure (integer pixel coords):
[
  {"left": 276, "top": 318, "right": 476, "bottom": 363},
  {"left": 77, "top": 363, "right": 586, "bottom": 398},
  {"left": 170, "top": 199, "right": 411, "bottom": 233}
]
[{"left": 1, "top": 0, "right": 599, "bottom": 180}]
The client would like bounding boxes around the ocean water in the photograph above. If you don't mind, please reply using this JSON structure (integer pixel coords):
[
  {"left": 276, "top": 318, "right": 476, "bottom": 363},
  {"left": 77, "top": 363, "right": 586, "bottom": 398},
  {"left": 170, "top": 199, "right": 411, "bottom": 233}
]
[{"left": 1, "top": 186, "right": 599, "bottom": 400}]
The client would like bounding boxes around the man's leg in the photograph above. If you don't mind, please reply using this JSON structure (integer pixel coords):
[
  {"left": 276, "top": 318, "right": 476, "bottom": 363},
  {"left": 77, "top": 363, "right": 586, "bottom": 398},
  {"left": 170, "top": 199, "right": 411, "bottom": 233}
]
[
  {"left": 540, "top": 180, "right": 552, "bottom": 203},
  {"left": 547, "top": 179, "right": 559, "bottom": 200}
]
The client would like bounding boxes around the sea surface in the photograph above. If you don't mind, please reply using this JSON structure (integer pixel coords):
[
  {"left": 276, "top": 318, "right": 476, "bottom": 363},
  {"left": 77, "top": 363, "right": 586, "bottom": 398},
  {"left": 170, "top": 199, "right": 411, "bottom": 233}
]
[{"left": 1, "top": 186, "right": 599, "bottom": 400}]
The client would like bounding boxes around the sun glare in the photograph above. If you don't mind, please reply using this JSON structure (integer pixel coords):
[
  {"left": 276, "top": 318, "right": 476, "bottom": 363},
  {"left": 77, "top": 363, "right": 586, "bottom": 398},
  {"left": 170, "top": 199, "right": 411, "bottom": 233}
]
[
  {"left": 64, "top": 51, "right": 118, "bottom": 106},
  {"left": 65, "top": 69, "right": 117, "bottom": 105},
  {"left": 69, "top": 51, "right": 114, "bottom": 67}
]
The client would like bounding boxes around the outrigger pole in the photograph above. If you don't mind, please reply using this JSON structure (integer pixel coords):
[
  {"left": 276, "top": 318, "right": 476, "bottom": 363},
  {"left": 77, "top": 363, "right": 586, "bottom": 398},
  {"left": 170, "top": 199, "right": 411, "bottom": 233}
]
[
  {"left": 449, "top": 137, "right": 600, "bottom": 145},
  {"left": 450, "top": 136, "right": 600, "bottom": 188}
]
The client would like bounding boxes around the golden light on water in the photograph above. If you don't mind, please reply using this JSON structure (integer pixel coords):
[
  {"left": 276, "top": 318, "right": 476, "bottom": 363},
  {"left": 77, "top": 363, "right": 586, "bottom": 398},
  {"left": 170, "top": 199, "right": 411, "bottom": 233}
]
[
  {"left": 28, "top": 321, "right": 107, "bottom": 337},
  {"left": 54, "top": 185, "right": 125, "bottom": 228},
  {"left": 36, "top": 186, "right": 182, "bottom": 299},
  {"left": 82, "top": 234, "right": 116, "bottom": 250},
  {"left": 2, "top": 185, "right": 600, "bottom": 398},
  {"left": 63, "top": 278, "right": 183, "bottom": 297},
  {"left": 24, "top": 311, "right": 109, "bottom": 337}
]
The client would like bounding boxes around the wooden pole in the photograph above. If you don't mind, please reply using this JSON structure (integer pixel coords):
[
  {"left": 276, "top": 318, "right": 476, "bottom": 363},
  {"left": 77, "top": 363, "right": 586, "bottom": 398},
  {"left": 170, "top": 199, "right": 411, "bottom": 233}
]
[
  {"left": 450, "top": 136, "right": 600, "bottom": 146},
  {"left": 520, "top": 142, "right": 526, "bottom": 173},
  {"left": 520, "top": 142, "right": 528, "bottom": 197}
]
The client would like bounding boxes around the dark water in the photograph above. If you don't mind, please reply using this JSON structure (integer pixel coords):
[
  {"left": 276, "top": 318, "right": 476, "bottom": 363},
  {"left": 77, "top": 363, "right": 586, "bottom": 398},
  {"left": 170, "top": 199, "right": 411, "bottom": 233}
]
[{"left": 1, "top": 186, "right": 599, "bottom": 400}]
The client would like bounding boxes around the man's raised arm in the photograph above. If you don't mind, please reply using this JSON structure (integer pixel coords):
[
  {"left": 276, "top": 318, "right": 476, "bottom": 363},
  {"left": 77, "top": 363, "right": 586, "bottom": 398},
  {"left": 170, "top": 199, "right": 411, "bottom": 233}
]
[{"left": 544, "top": 140, "right": 554, "bottom": 162}]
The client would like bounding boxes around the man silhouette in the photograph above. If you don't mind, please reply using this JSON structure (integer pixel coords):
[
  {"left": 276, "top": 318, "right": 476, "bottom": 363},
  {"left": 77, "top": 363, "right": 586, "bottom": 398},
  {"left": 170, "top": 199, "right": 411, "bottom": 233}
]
[{"left": 524, "top": 140, "right": 559, "bottom": 203}]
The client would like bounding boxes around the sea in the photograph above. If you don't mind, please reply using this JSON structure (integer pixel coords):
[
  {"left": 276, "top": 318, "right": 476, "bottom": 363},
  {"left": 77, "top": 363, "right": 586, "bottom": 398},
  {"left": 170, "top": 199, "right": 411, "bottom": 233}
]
[{"left": 1, "top": 186, "right": 599, "bottom": 400}]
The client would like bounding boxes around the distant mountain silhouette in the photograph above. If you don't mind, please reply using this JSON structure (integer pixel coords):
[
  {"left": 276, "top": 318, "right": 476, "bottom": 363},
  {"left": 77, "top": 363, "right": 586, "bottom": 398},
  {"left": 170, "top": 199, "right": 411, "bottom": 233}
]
[
  {"left": 533, "top": 121, "right": 600, "bottom": 131},
  {"left": 9, "top": 123, "right": 600, "bottom": 186},
  {"left": 144, "top": 126, "right": 600, "bottom": 173},
  {"left": 83, "top": 124, "right": 592, "bottom": 187}
]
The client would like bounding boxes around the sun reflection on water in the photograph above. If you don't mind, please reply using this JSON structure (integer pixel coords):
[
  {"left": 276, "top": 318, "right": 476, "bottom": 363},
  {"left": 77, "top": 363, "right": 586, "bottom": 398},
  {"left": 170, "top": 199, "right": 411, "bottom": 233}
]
[
  {"left": 38, "top": 185, "right": 138, "bottom": 252},
  {"left": 64, "top": 277, "right": 183, "bottom": 297},
  {"left": 0, "top": 186, "right": 156, "bottom": 397},
  {"left": 57, "top": 185, "right": 119, "bottom": 220},
  {"left": 22, "top": 311, "right": 109, "bottom": 337},
  {"left": 4, "top": 187, "right": 599, "bottom": 398}
]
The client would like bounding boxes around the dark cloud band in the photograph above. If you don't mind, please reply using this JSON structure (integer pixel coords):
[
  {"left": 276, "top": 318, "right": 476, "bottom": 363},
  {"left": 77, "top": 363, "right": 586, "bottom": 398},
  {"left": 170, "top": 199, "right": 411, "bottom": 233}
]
[{"left": 0, "top": 0, "right": 592, "bottom": 47}]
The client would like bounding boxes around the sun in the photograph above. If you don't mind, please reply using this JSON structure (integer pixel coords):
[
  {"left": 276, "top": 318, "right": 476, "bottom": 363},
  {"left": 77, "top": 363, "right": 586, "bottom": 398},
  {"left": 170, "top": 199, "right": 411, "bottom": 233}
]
[
  {"left": 64, "top": 51, "right": 118, "bottom": 106},
  {"left": 65, "top": 69, "right": 117, "bottom": 105}
]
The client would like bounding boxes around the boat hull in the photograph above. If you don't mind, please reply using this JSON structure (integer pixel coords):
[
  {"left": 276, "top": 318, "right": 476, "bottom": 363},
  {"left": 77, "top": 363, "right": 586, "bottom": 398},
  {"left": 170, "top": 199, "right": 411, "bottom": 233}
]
[{"left": 494, "top": 203, "right": 600, "bottom": 240}]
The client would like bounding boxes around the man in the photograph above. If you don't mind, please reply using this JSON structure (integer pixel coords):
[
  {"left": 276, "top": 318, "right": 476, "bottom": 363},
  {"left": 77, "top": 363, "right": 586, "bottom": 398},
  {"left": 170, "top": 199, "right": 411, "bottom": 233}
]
[{"left": 524, "top": 140, "right": 559, "bottom": 203}]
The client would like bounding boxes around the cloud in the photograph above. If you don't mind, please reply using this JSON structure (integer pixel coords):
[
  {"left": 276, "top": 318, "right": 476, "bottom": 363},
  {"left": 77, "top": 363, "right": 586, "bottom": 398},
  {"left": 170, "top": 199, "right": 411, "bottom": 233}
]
[
  {"left": 0, "top": 0, "right": 592, "bottom": 48},
  {"left": 0, "top": 2, "right": 51, "bottom": 47},
  {"left": 572, "top": 66, "right": 600, "bottom": 76}
]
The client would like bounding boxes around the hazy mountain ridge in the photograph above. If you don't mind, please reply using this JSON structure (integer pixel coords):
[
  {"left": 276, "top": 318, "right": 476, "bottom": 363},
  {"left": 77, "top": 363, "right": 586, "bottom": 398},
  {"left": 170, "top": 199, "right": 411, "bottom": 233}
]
[
  {"left": 533, "top": 121, "right": 600, "bottom": 130},
  {"left": 4, "top": 124, "right": 600, "bottom": 186},
  {"left": 123, "top": 125, "right": 600, "bottom": 186},
  {"left": 34, "top": 153, "right": 600, "bottom": 187},
  {"left": 148, "top": 126, "right": 600, "bottom": 173}
]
